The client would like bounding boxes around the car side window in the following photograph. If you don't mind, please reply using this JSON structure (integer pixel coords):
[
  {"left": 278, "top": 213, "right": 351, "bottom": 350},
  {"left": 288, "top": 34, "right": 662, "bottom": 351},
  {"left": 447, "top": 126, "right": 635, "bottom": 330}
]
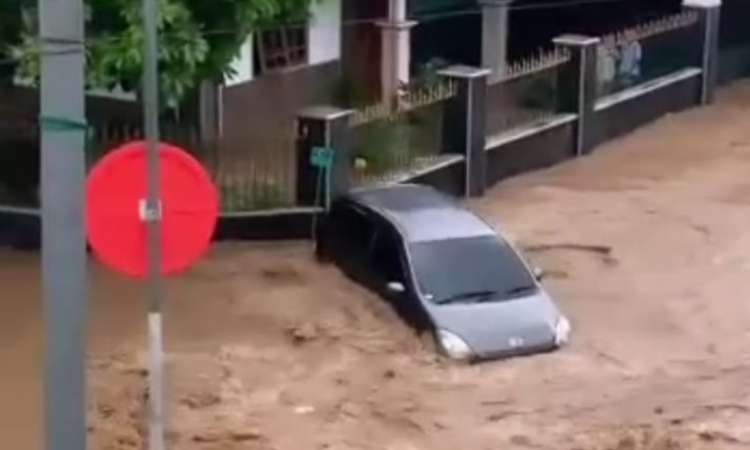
[
  {"left": 370, "top": 224, "right": 405, "bottom": 283},
  {"left": 331, "top": 203, "right": 375, "bottom": 256}
]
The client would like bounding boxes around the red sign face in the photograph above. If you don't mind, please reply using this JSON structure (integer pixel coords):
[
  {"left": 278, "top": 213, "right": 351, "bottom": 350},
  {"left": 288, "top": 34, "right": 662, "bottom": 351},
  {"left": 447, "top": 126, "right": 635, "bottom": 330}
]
[{"left": 86, "top": 141, "right": 219, "bottom": 278}]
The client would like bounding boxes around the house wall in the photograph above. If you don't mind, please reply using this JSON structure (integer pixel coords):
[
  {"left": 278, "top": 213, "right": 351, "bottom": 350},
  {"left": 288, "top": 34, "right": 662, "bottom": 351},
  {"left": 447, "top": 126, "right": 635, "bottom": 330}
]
[
  {"left": 341, "top": 0, "right": 387, "bottom": 101},
  {"left": 309, "top": 0, "right": 342, "bottom": 66},
  {"left": 226, "top": 0, "right": 342, "bottom": 86},
  {"left": 216, "top": 0, "right": 345, "bottom": 187},
  {"left": 219, "top": 60, "right": 340, "bottom": 157},
  {"left": 225, "top": 36, "right": 254, "bottom": 86}
]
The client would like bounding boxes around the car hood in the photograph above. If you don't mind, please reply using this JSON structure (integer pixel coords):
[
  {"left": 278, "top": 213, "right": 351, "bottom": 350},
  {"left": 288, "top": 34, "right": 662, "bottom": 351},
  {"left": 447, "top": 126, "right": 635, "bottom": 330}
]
[{"left": 426, "top": 290, "right": 561, "bottom": 359}]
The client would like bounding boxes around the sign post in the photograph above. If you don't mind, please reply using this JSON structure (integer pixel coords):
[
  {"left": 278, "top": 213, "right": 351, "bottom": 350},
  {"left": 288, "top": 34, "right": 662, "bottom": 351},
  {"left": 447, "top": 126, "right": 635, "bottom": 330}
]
[
  {"left": 310, "top": 146, "right": 334, "bottom": 210},
  {"left": 87, "top": 5, "right": 218, "bottom": 450},
  {"left": 39, "top": 0, "right": 88, "bottom": 449},
  {"left": 87, "top": 143, "right": 219, "bottom": 447},
  {"left": 143, "top": 0, "right": 165, "bottom": 448}
]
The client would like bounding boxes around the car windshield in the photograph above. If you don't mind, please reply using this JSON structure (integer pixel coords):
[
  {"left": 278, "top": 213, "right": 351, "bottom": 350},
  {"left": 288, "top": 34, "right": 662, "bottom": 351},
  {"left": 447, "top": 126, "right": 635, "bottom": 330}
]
[{"left": 409, "top": 236, "right": 537, "bottom": 304}]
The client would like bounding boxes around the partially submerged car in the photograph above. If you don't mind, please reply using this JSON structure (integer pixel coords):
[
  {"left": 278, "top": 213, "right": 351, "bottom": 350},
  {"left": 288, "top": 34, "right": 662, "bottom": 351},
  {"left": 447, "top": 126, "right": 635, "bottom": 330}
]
[{"left": 316, "top": 184, "right": 571, "bottom": 361}]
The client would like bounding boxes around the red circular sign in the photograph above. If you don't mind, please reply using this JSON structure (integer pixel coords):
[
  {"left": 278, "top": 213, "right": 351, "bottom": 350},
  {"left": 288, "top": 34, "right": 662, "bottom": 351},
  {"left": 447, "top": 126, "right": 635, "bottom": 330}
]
[{"left": 86, "top": 141, "right": 219, "bottom": 278}]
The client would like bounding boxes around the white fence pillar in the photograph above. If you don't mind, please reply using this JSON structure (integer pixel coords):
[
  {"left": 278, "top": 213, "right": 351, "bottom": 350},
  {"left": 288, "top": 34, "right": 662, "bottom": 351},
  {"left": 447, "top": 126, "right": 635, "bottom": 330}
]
[
  {"left": 683, "top": 0, "right": 722, "bottom": 104},
  {"left": 480, "top": 0, "right": 513, "bottom": 84},
  {"left": 378, "top": 0, "right": 416, "bottom": 104}
]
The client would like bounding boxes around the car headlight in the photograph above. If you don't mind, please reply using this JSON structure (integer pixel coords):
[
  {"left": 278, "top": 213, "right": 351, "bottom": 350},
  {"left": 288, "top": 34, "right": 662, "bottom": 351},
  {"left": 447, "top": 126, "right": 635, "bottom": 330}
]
[
  {"left": 554, "top": 316, "right": 571, "bottom": 346},
  {"left": 437, "top": 329, "right": 473, "bottom": 360}
]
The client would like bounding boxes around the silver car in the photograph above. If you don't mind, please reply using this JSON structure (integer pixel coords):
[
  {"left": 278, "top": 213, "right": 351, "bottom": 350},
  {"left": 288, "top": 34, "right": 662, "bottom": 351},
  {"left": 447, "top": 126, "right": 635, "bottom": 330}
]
[{"left": 316, "top": 184, "right": 571, "bottom": 361}]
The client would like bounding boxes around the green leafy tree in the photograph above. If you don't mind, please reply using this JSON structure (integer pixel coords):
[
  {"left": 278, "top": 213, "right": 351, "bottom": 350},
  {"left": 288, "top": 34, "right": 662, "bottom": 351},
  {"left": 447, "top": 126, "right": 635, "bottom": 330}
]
[
  {"left": 12, "top": 0, "right": 314, "bottom": 108},
  {"left": 188, "top": 0, "right": 312, "bottom": 81}
]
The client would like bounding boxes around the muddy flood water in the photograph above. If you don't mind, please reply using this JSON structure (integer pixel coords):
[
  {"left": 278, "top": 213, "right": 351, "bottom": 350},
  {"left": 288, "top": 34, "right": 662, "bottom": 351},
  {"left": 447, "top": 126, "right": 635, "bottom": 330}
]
[{"left": 3, "top": 81, "right": 750, "bottom": 449}]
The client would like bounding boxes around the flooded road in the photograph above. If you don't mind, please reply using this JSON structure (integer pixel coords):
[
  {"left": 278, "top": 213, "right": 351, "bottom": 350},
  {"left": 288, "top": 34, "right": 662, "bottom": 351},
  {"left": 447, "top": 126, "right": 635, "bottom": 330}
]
[{"left": 3, "top": 81, "right": 750, "bottom": 449}]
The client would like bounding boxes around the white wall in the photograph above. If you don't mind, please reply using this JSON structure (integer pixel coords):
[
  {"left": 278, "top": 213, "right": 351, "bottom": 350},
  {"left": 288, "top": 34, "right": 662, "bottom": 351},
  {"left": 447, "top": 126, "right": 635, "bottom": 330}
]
[
  {"left": 225, "top": 35, "right": 254, "bottom": 86},
  {"left": 308, "top": 0, "right": 342, "bottom": 65},
  {"left": 482, "top": 3, "right": 511, "bottom": 84},
  {"left": 224, "top": 0, "right": 341, "bottom": 86}
]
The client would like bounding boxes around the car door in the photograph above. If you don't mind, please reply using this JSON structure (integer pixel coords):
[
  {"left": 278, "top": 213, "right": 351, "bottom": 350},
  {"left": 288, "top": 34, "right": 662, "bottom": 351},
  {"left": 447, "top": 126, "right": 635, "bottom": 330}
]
[
  {"left": 368, "top": 222, "right": 426, "bottom": 328},
  {"left": 326, "top": 202, "right": 376, "bottom": 284}
]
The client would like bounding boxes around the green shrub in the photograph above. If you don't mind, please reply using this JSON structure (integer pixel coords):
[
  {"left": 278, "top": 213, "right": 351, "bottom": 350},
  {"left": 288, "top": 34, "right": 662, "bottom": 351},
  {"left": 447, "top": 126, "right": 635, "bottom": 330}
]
[{"left": 353, "top": 120, "right": 412, "bottom": 175}]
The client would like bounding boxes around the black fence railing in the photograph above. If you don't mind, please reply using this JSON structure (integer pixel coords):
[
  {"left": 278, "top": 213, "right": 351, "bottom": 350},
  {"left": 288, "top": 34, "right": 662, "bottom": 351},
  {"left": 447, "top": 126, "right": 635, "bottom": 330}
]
[
  {"left": 350, "top": 103, "right": 448, "bottom": 187},
  {"left": 597, "top": 11, "right": 700, "bottom": 98},
  {"left": 212, "top": 134, "right": 297, "bottom": 211},
  {"left": 348, "top": 80, "right": 456, "bottom": 187},
  {"left": 0, "top": 112, "right": 298, "bottom": 213},
  {"left": 486, "top": 50, "right": 568, "bottom": 137},
  {"left": 88, "top": 122, "right": 297, "bottom": 213}
]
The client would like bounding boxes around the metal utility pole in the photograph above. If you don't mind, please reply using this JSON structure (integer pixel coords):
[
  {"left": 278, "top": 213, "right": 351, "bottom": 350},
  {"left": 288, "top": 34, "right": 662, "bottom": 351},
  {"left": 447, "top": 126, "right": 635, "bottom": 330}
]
[
  {"left": 39, "top": 0, "right": 88, "bottom": 449},
  {"left": 142, "top": 0, "right": 166, "bottom": 448}
]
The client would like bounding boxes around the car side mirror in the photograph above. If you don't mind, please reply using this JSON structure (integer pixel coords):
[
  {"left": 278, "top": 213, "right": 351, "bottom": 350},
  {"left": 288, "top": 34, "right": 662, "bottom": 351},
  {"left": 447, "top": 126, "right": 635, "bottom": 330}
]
[
  {"left": 386, "top": 281, "right": 406, "bottom": 294},
  {"left": 533, "top": 266, "right": 545, "bottom": 281}
]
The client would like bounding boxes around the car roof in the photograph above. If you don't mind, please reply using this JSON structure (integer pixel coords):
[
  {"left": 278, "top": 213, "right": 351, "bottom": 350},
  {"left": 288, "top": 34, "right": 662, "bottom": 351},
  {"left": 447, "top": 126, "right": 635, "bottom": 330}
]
[{"left": 346, "top": 184, "right": 496, "bottom": 243}]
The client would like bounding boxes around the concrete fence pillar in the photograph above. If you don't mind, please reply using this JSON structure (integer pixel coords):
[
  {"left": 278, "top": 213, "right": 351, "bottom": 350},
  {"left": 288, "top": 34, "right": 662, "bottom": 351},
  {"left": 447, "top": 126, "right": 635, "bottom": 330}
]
[
  {"left": 480, "top": 0, "right": 513, "bottom": 84},
  {"left": 378, "top": 0, "right": 417, "bottom": 105},
  {"left": 296, "top": 106, "right": 354, "bottom": 206},
  {"left": 683, "top": 0, "right": 722, "bottom": 105},
  {"left": 553, "top": 34, "right": 600, "bottom": 156},
  {"left": 438, "top": 66, "right": 490, "bottom": 198}
]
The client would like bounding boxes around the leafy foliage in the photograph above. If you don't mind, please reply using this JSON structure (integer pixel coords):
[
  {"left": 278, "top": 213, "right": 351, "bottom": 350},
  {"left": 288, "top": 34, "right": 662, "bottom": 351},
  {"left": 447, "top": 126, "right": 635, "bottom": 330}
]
[
  {"left": 191, "top": 0, "right": 312, "bottom": 81},
  {"left": 11, "top": 0, "right": 314, "bottom": 109},
  {"left": 0, "top": 0, "right": 30, "bottom": 85},
  {"left": 354, "top": 120, "right": 412, "bottom": 174}
]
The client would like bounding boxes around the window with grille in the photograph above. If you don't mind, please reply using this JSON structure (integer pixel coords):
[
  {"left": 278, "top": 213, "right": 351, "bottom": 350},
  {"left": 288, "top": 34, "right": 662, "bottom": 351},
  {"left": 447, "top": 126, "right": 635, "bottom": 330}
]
[{"left": 255, "top": 24, "right": 308, "bottom": 74}]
